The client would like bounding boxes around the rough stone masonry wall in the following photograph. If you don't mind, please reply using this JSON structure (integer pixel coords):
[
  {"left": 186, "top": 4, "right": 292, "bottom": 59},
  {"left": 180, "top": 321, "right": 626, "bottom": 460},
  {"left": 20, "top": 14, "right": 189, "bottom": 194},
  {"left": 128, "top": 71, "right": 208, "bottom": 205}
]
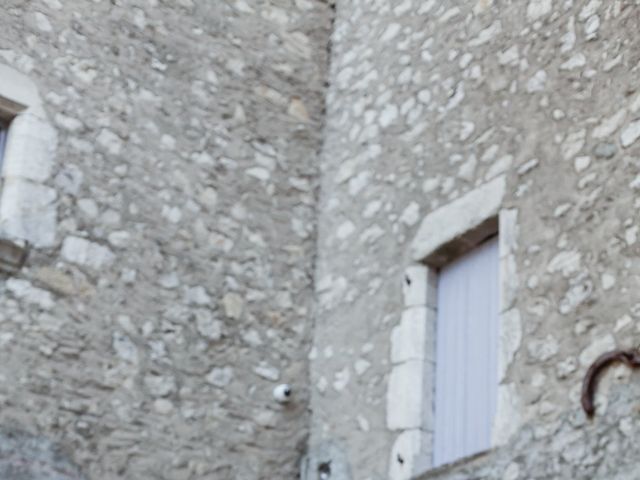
[
  {"left": 420, "top": 381, "right": 640, "bottom": 480},
  {"left": 0, "top": 1, "right": 331, "bottom": 479},
  {"left": 311, "top": 0, "right": 640, "bottom": 479}
]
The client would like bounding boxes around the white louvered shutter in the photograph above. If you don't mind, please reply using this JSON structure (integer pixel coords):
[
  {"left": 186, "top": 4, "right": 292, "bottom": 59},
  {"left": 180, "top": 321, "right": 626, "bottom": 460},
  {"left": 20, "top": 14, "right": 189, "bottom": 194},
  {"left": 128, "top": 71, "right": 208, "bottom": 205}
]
[{"left": 433, "top": 236, "right": 499, "bottom": 467}]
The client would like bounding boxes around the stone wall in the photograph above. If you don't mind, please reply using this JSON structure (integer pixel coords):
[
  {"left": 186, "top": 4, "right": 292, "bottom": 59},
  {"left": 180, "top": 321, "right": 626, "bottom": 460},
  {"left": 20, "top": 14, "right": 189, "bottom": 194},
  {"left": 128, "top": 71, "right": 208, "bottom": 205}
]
[
  {"left": 419, "top": 381, "right": 640, "bottom": 480},
  {"left": 3, "top": 0, "right": 640, "bottom": 478},
  {"left": 0, "top": 1, "right": 331, "bottom": 478},
  {"left": 310, "top": 0, "right": 640, "bottom": 479}
]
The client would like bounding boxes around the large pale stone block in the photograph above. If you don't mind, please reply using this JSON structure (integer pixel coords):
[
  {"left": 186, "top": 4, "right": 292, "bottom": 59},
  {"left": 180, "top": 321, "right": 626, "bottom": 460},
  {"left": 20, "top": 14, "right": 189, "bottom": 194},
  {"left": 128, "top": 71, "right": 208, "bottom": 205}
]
[
  {"left": 500, "top": 254, "right": 518, "bottom": 313},
  {"left": 0, "top": 64, "right": 45, "bottom": 117},
  {"left": 499, "top": 208, "right": 518, "bottom": 258},
  {"left": 389, "top": 430, "right": 432, "bottom": 480},
  {"left": 498, "top": 308, "right": 522, "bottom": 382},
  {"left": 2, "top": 113, "right": 57, "bottom": 182},
  {"left": 387, "top": 360, "right": 428, "bottom": 430},
  {"left": 390, "top": 307, "right": 435, "bottom": 364},
  {"left": 492, "top": 383, "right": 522, "bottom": 446},
  {"left": 410, "top": 176, "right": 505, "bottom": 262},
  {"left": 61, "top": 236, "right": 115, "bottom": 269},
  {"left": 0, "top": 179, "right": 56, "bottom": 247},
  {"left": 402, "top": 264, "right": 428, "bottom": 307}
]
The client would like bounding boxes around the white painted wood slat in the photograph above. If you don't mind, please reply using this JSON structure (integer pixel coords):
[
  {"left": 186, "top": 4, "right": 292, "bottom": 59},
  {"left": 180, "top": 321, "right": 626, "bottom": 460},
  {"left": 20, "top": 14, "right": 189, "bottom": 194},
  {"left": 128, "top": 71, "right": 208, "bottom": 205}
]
[{"left": 433, "top": 237, "right": 499, "bottom": 467}]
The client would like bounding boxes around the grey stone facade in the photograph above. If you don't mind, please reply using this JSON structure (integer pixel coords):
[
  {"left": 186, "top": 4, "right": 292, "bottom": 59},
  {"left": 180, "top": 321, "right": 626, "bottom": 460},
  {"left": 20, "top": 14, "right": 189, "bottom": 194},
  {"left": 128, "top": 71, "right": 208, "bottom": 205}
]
[
  {"left": 2, "top": 0, "right": 640, "bottom": 479},
  {"left": 310, "top": 0, "right": 640, "bottom": 479},
  {"left": 0, "top": 1, "right": 331, "bottom": 478}
]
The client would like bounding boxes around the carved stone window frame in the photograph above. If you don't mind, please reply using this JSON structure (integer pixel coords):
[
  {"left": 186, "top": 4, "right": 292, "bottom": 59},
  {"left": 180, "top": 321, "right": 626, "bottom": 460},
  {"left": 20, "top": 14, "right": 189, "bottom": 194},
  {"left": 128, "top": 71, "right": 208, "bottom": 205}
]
[
  {"left": 0, "top": 63, "right": 57, "bottom": 270},
  {"left": 386, "top": 175, "right": 522, "bottom": 480}
]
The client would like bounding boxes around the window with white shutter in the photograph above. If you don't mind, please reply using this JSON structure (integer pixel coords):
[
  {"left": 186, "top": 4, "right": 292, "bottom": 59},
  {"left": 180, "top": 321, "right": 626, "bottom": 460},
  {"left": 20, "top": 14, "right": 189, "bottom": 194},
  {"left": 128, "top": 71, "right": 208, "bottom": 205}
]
[{"left": 433, "top": 236, "right": 499, "bottom": 467}]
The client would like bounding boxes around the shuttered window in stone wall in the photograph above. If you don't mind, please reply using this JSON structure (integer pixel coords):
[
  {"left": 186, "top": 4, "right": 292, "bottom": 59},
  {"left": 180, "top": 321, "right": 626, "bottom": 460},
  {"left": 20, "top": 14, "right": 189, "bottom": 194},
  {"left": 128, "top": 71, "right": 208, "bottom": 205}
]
[{"left": 433, "top": 236, "right": 499, "bottom": 467}]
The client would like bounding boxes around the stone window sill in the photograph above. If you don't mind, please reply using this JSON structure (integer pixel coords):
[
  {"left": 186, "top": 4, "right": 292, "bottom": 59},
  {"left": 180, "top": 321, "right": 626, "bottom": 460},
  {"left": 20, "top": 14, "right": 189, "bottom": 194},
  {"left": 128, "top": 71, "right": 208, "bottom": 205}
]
[{"left": 412, "top": 447, "right": 497, "bottom": 480}]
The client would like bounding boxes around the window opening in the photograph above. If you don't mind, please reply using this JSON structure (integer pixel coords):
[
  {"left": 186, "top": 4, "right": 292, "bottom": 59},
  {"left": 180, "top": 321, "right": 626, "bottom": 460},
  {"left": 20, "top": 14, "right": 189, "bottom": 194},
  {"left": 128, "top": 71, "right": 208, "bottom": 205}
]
[{"left": 432, "top": 235, "right": 499, "bottom": 467}]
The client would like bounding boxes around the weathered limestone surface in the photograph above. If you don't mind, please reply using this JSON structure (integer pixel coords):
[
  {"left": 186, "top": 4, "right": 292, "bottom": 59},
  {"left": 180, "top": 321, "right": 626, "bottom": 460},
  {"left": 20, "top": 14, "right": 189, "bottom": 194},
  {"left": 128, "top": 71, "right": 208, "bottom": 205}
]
[
  {"left": 310, "top": 0, "right": 640, "bottom": 479},
  {"left": 3, "top": 0, "right": 640, "bottom": 478},
  {"left": 0, "top": 1, "right": 332, "bottom": 478}
]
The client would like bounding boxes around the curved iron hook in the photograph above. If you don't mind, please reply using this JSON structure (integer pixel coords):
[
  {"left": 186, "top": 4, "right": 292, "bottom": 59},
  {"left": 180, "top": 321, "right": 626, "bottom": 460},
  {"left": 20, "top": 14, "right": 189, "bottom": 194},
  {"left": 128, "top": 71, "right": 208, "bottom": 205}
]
[{"left": 581, "top": 348, "right": 640, "bottom": 417}]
